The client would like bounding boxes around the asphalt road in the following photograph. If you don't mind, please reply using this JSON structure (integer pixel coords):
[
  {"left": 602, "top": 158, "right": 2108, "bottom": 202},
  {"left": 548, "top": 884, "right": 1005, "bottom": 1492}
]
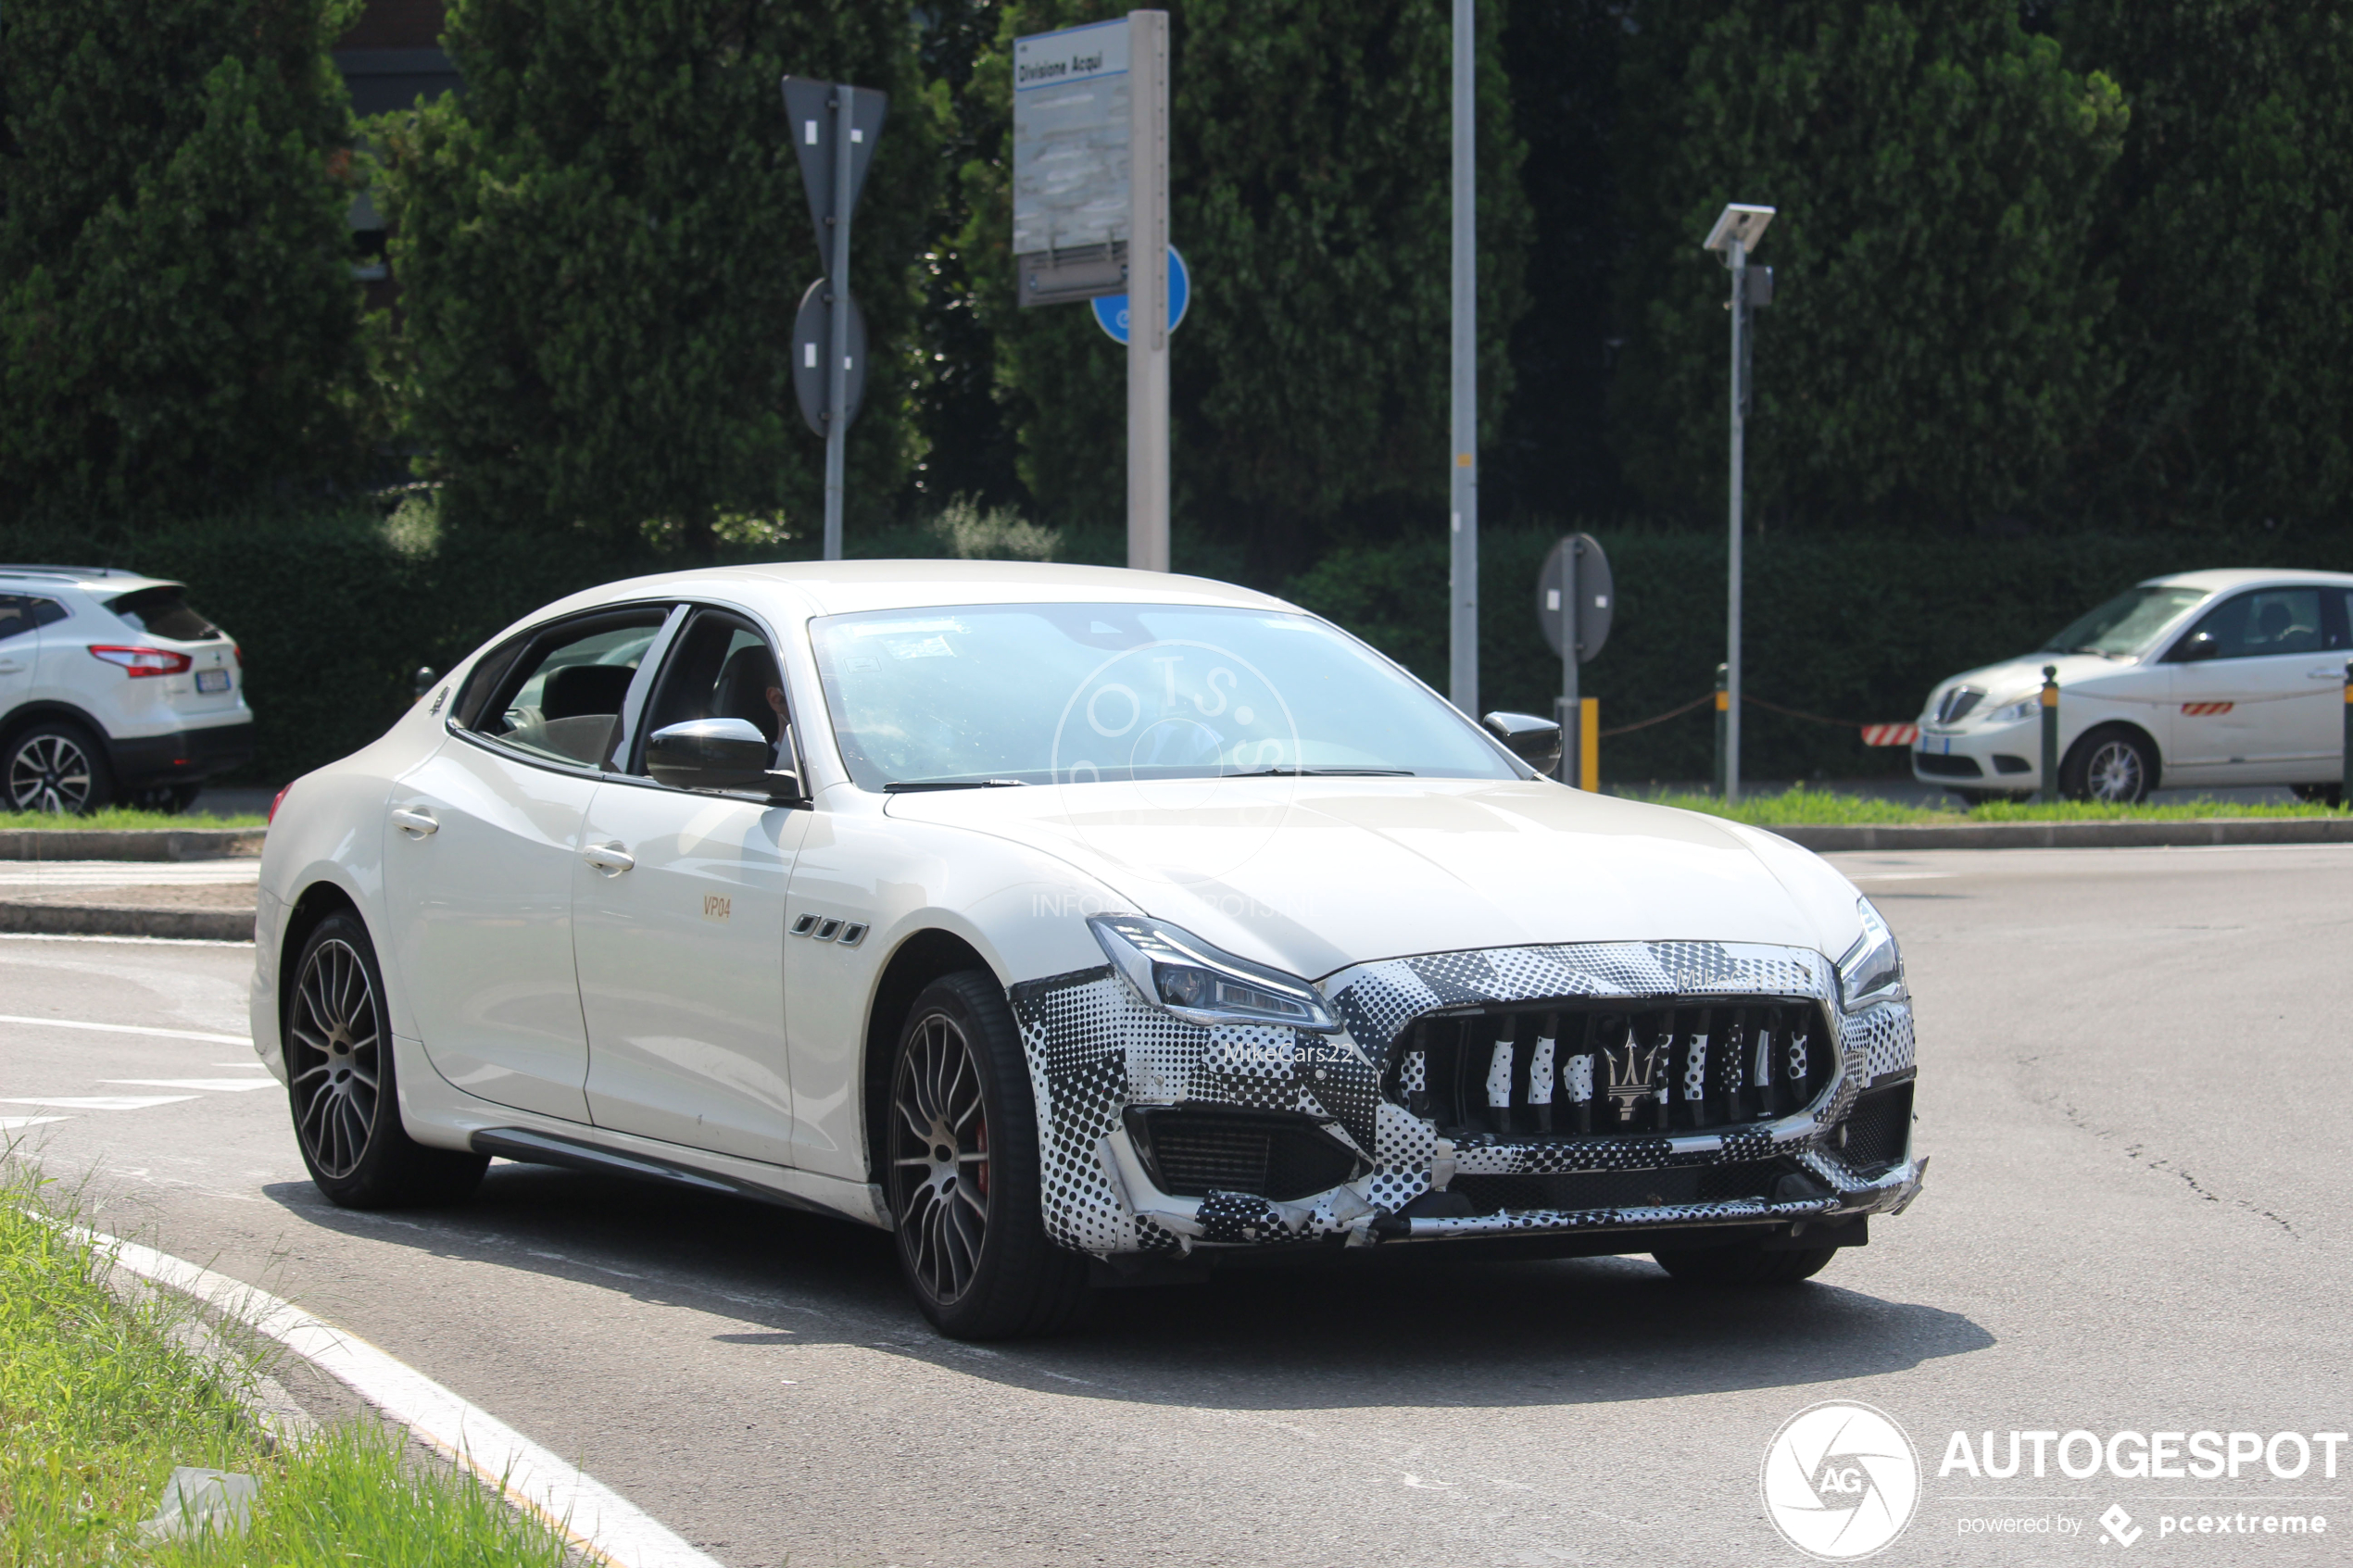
[{"left": 4, "top": 843, "right": 2348, "bottom": 1567}]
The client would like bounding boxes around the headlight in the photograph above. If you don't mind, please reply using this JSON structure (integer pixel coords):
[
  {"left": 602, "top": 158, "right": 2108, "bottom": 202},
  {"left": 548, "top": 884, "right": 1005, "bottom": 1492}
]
[
  {"left": 1985, "top": 693, "right": 2041, "bottom": 724},
  {"left": 1088, "top": 915, "right": 1340, "bottom": 1033},
  {"left": 1835, "top": 897, "right": 1907, "bottom": 1010}
]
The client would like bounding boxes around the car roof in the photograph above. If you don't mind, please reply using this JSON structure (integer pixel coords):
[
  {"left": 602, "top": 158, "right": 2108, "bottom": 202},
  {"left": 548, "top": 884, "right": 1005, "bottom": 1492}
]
[
  {"left": 2139, "top": 567, "right": 2353, "bottom": 593},
  {"left": 562, "top": 558, "right": 1299, "bottom": 619},
  {"left": 0, "top": 565, "right": 178, "bottom": 596}
]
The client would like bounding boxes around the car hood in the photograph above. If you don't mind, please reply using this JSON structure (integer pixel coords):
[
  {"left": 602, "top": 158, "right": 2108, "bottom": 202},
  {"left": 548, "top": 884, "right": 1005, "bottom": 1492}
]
[
  {"left": 884, "top": 778, "right": 1864, "bottom": 983},
  {"left": 1928, "top": 650, "right": 2149, "bottom": 713}
]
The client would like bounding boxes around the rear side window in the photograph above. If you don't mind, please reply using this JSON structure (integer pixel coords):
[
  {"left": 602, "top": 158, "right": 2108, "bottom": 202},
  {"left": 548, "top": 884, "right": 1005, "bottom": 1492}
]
[
  {"left": 107, "top": 586, "right": 220, "bottom": 641},
  {"left": 0, "top": 595, "right": 64, "bottom": 642},
  {"left": 470, "top": 610, "right": 668, "bottom": 769}
]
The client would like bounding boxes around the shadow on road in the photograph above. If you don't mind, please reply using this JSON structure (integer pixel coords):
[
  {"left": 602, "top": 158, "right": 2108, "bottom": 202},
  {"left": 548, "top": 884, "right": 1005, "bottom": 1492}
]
[{"left": 264, "top": 1160, "right": 1992, "bottom": 1411}]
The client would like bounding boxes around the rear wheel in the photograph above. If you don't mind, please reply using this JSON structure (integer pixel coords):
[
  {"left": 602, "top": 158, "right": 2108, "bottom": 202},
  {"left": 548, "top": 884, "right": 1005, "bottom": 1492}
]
[
  {"left": 285, "top": 911, "right": 486, "bottom": 1207},
  {"left": 2291, "top": 784, "right": 2344, "bottom": 807},
  {"left": 2059, "top": 724, "right": 2157, "bottom": 804},
  {"left": 5, "top": 721, "right": 112, "bottom": 814},
  {"left": 1655, "top": 1239, "right": 1838, "bottom": 1286},
  {"left": 886, "top": 972, "right": 1090, "bottom": 1339}
]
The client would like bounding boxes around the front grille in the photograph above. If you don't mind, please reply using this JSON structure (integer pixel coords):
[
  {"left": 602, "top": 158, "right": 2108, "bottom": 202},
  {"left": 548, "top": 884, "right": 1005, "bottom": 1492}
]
[
  {"left": 1452, "top": 1159, "right": 1806, "bottom": 1215},
  {"left": 1841, "top": 1079, "right": 1913, "bottom": 1173},
  {"left": 1934, "top": 687, "right": 1984, "bottom": 724},
  {"left": 1914, "top": 751, "right": 1983, "bottom": 778},
  {"left": 1127, "top": 1108, "right": 1364, "bottom": 1201},
  {"left": 1390, "top": 1000, "right": 1832, "bottom": 1138}
]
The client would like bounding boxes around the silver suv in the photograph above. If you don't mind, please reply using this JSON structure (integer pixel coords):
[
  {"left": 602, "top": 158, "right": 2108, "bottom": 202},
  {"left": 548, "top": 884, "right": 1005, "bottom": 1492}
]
[{"left": 0, "top": 565, "right": 255, "bottom": 813}]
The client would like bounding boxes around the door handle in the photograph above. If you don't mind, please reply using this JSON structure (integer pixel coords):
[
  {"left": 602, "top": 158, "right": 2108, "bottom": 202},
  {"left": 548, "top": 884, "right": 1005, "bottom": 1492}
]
[
  {"left": 0, "top": 659, "right": 23, "bottom": 674},
  {"left": 581, "top": 841, "right": 635, "bottom": 874},
  {"left": 390, "top": 807, "right": 438, "bottom": 837},
  {"left": 2309, "top": 668, "right": 2347, "bottom": 681}
]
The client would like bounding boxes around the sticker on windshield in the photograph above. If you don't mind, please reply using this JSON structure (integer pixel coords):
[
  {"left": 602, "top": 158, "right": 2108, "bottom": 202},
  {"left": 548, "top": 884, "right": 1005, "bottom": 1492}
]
[
  {"left": 844, "top": 618, "right": 964, "bottom": 639},
  {"left": 887, "top": 635, "right": 956, "bottom": 660}
]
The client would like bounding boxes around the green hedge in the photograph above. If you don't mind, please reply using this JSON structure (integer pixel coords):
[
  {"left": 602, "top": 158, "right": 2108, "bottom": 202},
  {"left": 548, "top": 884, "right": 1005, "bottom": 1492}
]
[
  {"left": 1284, "top": 525, "right": 2353, "bottom": 783},
  {"left": 11, "top": 510, "right": 2350, "bottom": 788}
]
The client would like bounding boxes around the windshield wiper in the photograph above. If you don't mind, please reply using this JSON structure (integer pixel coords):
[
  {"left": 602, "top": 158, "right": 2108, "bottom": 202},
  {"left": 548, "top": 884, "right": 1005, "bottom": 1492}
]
[
  {"left": 882, "top": 778, "right": 1027, "bottom": 792},
  {"left": 1230, "top": 766, "right": 1416, "bottom": 777}
]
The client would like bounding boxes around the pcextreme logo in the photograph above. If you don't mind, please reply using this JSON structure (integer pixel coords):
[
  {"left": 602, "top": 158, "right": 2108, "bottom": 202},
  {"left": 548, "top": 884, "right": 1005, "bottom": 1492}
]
[{"left": 1762, "top": 1401, "right": 1922, "bottom": 1560}]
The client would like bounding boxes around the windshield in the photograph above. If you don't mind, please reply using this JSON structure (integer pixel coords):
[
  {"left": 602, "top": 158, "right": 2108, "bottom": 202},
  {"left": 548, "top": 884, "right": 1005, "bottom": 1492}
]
[
  {"left": 810, "top": 603, "right": 1519, "bottom": 789},
  {"left": 2042, "top": 585, "right": 2209, "bottom": 657}
]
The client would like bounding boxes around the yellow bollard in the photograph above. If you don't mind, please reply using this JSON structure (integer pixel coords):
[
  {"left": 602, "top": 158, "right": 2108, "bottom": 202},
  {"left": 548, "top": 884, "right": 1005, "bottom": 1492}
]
[{"left": 1579, "top": 698, "right": 1600, "bottom": 792}]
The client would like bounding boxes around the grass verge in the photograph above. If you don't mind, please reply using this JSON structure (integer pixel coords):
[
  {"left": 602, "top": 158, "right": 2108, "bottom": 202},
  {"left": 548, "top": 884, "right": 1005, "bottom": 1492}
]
[
  {"left": 0, "top": 1164, "right": 571, "bottom": 1565},
  {"left": 0, "top": 809, "right": 267, "bottom": 833},
  {"left": 1629, "top": 784, "right": 2346, "bottom": 826}
]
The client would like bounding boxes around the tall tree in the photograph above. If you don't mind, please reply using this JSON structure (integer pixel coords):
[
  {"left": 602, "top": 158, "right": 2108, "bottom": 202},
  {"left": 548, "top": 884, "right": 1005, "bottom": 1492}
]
[
  {"left": 1609, "top": 1, "right": 2127, "bottom": 531},
  {"left": 376, "top": 0, "right": 935, "bottom": 552},
  {"left": 958, "top": 0, "right": 1532, "bottom": 573},
  {"left": 2060, "top": 0, "right": 2353, "bottom": 529},
  {"left": 0, "top": 0, "right": 370, "bottom": 528}
]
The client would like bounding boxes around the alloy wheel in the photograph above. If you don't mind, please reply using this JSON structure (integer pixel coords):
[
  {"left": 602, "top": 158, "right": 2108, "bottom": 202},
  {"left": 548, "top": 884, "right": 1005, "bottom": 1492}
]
[
  {"left": 287, "top": 937, "right": 384, "bottom": 1180},
  {"left": 2083, "top": 738, "right": 2145, "bottom": 802},
  {"left": 7, "top": 734, "right": 94, "bottom": 814},
  {"left": 889, "top": 1011, "right": 993, "bottom": 1307}
]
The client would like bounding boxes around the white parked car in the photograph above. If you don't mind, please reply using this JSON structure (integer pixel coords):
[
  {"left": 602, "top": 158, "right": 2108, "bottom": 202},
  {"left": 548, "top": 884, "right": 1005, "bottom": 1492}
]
[
  {"left": 254, "top": 562, "right": 1924, "bottom": 1338},
  {"left": 0, "top": 565, "right": 255, "bottom": 813},
  {"left": 1914, "top": 569, "right": 2353, "bottom": 803}
]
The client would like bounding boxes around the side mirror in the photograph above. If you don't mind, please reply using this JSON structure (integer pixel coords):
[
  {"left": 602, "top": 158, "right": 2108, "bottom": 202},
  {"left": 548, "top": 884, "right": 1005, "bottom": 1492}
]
[
  {"left": 646, "top": 719, "right": 801, "bottom": 801},
  {"left": 2173, "top": 632, "right": 2221, "bottom": 663},
  {"left": 1481, "top": 710, "right": 1564, "bottom": 775}
]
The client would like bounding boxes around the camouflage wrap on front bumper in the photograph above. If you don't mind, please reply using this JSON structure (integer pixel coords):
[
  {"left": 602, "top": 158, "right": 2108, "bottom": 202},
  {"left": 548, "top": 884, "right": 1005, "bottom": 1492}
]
[{"left": 1006, "top": 940, "right": 1921, "bottom": 1257}]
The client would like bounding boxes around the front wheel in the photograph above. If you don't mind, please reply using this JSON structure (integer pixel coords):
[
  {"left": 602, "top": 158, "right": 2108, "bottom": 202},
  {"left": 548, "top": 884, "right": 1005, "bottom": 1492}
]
[
  {"left": 285, "top": 911, "right": 487, "bottom": 1207},
  {"left": 2291, "top": 784, "right": 2344, "bottom": 807},
  {"left": 2059, "top": 724, "right": 2157, "bottom": 804},
  {"left": 886, "top": 971, "right": 1090, "bottom": 1339}
]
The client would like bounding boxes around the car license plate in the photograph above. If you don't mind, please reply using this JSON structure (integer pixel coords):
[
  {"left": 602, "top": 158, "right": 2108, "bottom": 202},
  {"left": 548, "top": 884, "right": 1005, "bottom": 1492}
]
[{"left": 195, "top": 669, "right": 230, "bottom": 694}]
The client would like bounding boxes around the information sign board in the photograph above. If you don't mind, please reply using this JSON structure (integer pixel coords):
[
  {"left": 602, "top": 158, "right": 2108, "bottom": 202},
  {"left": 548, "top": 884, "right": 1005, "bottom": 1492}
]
[{"left": 1013, "top": 19, "right": 1132, "bottom": 305}]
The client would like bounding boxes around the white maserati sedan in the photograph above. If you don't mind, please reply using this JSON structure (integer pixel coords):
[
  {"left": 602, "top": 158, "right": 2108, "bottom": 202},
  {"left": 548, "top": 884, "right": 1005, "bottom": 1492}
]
[{"left": 253, "top": 562, "right": 1924, "bottom": 1338}]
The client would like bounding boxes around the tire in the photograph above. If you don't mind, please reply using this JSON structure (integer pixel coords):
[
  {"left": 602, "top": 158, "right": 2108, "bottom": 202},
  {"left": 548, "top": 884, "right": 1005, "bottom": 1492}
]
[
  {"left": 2291, "top": 784, "right": 2344, "bottom": 807},
  {"left": 5, "top": 720, "right": 113, "bottom": 814},
  {"left": 885, "top": 971, "right": 1091, "bottom": 1339},
  {"left": 284, "top": 911, "right": 487, "bottom": 1208},
  {"left": 2059, "top": 724, "right": 2157, "bottom": 804},
  {"left": 1654, "top": 1239, "right": 1839, "bottom": 1286}
]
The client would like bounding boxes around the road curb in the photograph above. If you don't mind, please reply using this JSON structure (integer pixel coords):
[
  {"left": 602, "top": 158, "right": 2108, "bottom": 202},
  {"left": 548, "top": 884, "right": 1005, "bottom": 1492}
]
[
  {"left": 0, "top": 828, "right": 264, "bottom": 861},
  {"left": 0, "top": 901, "right": 255, "bottom": 942},
  {"left": 1768, "top": 817, "right": 2353, "bottom": 852}
]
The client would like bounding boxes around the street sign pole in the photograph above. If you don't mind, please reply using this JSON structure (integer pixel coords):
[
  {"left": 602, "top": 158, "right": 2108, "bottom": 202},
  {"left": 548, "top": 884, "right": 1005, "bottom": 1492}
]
[
  {"left": 823, "top": 86, "right": 856, "bottom": 562},
  {"left": 1559, "top": 544, "right": 1579, "bottom": 784},
  {"left": 1126, "top": 10, "right": 1171, "bottom": 573},
  {"left": 1725, "top": 236, "right": 1746, "bottom": 802},
  {"left": 1447, "top": 0, "right": 1478, "bottom": 715}
]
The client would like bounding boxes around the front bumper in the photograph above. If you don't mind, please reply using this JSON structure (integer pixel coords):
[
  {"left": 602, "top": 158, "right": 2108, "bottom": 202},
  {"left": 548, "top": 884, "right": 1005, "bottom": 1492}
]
[
  {"left": 109, "top": 719, "right": 255, "bottom": 788},
  {"left": 1912, "top": 720, "right": 2039, "bottom": 791},
  {"left": 1011, "top": 939, "right": 1924, "bottom": 1259}
]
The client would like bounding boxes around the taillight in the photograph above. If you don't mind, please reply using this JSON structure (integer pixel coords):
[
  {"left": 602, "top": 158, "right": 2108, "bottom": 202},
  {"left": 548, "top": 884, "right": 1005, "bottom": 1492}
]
[
  {"left": 89, "top": 645, "right": 194, "bottom": 678},
  {"left": 268, "top": 785, "right": 291, "bottom": 824},
  {"left": 233, "top": 644, "right": 244, "bottom": 670}
]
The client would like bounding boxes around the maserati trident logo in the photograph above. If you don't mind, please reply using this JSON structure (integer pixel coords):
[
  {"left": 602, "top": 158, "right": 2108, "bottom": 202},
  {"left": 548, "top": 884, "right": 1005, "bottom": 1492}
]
[{"left": 1603, "top": 1033, "right": 1665, "bottom": 1123}]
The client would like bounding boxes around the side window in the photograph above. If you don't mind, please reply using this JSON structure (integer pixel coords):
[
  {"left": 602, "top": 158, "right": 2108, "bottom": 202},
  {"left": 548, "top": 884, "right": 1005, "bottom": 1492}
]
[
  {"left": 2333, "top": 590, "right": 2353, "bottom": 652},
  {"left": 635, "top": 610, "right": 791, "bottom": 773},
  {"left": 0, "top": 596, "right": 62, "bottom": 642},
  {"left": 471, "top": 611, "right": 667, "bottom": 768},
  {"left": 2171, "top": 589, "right": 2324, "bottom": 661}
]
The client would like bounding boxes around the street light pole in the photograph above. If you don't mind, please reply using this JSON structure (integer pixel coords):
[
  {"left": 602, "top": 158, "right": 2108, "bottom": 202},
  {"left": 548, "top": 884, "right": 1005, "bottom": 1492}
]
[{"left": 1447, "top": 0, "right": 1478, "bottom": 716}]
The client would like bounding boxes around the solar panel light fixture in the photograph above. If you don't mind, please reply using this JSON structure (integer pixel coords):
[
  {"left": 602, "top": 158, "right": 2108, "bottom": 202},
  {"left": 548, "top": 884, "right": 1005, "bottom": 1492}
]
[{"left": 1703, "top": 203, "right": 1775, "bottom": 256}]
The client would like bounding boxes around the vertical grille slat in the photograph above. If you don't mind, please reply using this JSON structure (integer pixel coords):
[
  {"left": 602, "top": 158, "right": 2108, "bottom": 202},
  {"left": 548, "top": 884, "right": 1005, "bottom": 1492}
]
[{"left": 1393, "top": 997, "right": 1831, "bottom": 1140}]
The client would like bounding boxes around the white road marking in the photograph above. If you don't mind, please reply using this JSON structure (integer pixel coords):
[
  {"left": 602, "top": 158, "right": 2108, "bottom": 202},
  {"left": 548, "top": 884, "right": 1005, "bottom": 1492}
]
[
  {"left": 0, "top": 1095, "right": 198, "bottom": 1111},
  {"left": 0, "top": 1115, "right": 67, "bottom": 1130},
  {"left": 0, "top": 932, "right": 252, "bottom": 948},
  {"left": 104, "top": 1078, "right": 282, "bottom": 1093},
  {"left": 82, "top": 1227, "right": 727, "bottom": 1568},
  {"left": 210, "top": 1061, "right": 270, "bottom": 1069},
  {"left": 0, "top": 1014, "right": 250, "bottom": 1045},
  {"left": 1844, "top": 871, "right": 1951, "bottom": 881},
  {"left": 0, "top": 859, "right": 258, "bottom": 886}
]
